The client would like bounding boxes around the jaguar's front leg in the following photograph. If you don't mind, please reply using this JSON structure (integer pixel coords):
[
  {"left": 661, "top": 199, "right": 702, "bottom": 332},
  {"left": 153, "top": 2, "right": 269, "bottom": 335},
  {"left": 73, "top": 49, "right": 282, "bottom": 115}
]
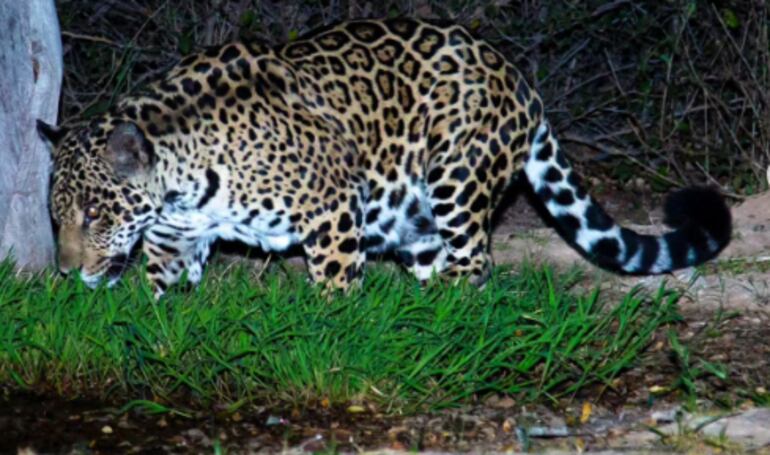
[{"left": 142, "top": 228, "right": 212, "bottom": 298}]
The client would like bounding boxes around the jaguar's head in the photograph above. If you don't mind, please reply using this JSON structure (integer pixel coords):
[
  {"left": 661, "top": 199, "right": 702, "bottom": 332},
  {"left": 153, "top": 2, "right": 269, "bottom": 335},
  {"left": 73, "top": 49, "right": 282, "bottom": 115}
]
[{"left": 38, "top": 119, "right": 159, "bottom": 287}]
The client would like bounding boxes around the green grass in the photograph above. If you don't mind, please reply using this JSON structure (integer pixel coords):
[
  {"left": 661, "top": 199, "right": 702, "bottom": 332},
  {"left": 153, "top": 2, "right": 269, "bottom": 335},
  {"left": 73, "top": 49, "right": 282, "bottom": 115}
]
[{"left": 0, "top": 259, "right": 680, "bottom": 414}]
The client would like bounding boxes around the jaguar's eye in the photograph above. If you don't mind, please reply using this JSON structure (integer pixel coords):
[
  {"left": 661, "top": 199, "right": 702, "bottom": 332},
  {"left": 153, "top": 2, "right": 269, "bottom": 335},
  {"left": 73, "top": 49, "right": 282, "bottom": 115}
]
[{"left": 84, "top": 204, "right": 100, "bottom": 222}]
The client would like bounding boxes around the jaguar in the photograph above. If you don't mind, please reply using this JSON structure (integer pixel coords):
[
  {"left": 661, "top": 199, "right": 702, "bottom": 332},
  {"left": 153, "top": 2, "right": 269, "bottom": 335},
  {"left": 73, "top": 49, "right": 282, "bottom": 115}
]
[{"left": 38, "top": 18, "right": 731, "bottom": 297}]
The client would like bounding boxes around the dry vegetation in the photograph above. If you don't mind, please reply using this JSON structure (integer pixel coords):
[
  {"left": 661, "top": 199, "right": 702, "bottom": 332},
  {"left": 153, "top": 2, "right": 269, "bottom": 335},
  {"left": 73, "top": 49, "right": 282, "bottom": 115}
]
[{"left": 55, "top": 0, "right": 769, "bottom": 194}]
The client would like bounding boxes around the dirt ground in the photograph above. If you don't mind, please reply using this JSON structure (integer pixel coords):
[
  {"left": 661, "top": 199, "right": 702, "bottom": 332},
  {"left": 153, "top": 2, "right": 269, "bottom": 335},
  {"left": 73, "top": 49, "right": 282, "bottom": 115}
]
[{"left": 4, "top": 187, "right": 770, "bottom": 454}]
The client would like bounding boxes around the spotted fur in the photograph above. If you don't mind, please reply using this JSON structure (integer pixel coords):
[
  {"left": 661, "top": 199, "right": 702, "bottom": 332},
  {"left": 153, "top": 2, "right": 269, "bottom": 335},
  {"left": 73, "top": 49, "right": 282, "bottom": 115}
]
[{"left": 38, "top": 18, "right": 731, "bottom": 297}]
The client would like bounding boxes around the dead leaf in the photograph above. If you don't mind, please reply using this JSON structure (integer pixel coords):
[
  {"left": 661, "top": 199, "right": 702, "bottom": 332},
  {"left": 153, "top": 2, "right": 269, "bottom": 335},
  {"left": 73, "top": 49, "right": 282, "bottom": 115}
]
[{"left": 580, "top": 402, "right": 592, "bottom": 424}]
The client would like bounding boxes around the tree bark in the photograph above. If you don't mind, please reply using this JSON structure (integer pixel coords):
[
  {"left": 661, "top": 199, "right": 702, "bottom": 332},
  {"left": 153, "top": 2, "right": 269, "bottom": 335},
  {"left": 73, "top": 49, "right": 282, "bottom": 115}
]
[{"left": 0, "top": 0, "right": 62, "bottom": 270}]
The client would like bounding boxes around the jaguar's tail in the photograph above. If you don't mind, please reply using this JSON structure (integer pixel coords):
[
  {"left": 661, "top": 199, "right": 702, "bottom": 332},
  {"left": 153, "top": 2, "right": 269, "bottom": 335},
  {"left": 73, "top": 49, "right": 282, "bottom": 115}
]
[{"left": 523, "top": 121, "right": 731, "bottom": 274}]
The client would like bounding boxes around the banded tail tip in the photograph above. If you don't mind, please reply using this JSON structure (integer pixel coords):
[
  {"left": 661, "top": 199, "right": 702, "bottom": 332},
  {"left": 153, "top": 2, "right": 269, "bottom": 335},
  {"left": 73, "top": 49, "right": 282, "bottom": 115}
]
[{"left": 663, "top": 186, "right": 732, "bottom": 254}]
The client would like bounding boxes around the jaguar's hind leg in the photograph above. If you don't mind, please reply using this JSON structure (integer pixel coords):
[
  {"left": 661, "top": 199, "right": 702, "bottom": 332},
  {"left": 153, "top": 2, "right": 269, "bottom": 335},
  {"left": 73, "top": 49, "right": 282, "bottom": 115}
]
[
  {"left": 396, "top": 233, "right": 449, "bottom": 282},
  {"left": 425, "top": 171, "right": 495, "bottom": 287},
  {"left": 301, "top": 208, "right": 366, "bottom": 291},
  {"left": 437, "top": 223, "right": 493, "bottom": 287}
]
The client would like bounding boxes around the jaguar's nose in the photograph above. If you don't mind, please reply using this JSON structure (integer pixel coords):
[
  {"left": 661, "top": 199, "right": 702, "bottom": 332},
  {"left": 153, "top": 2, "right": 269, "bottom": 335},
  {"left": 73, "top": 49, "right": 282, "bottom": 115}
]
[
  {"left": 57, "top": 254, "right": 79, "bottom": 277},
  {"left": 58, "top": 265, "right": 75, "bottom": 278}
]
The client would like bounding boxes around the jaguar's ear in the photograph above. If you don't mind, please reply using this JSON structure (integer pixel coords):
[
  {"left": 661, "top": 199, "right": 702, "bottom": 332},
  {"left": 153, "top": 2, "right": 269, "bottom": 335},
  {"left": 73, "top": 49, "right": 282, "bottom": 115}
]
[
  {"left": 36, "top": 119, "right": 68, "bottom": 149},
  {"left": 104, "top": 122, "right": 155, "bottom": 179}
]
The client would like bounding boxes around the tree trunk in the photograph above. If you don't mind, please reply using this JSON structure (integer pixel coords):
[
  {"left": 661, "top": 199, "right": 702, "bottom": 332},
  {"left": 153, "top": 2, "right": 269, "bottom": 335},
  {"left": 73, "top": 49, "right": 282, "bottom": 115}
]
[{"left": 0, "top": 0, "right": 62, "bottom": 270}]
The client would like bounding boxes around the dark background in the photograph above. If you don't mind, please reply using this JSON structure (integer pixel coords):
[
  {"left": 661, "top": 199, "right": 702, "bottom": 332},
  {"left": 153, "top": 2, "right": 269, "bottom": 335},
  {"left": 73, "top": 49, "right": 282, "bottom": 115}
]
[{"left": 53, "top": 0, "right": 769, "bottom": 197}]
